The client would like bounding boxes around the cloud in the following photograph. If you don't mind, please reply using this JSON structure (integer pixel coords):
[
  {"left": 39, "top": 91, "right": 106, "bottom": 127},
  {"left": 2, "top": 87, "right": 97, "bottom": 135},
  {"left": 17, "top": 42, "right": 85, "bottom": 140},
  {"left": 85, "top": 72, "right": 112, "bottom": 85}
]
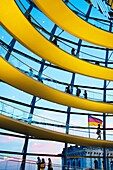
[
  {"left": 0, "top": 136, "right": 16, "bottom": 144},
  {"left": 28, "top": 141, "right": 63, "bottom": 154}
]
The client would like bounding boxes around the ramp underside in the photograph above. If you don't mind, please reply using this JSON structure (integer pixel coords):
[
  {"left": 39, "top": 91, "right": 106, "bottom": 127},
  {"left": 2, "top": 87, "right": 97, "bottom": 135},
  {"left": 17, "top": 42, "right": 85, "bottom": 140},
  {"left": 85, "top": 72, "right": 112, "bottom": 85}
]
[
  {"left": 33, "top": 0, "right": 113, "bottom": 49},
  {"left": 0, "top": 114, "right": 113, "bottom": 148},
  {"left": 1, "top": 56, "right": 113, "bottom": 113},
  {"left": 0, "top": 0, "right": 113, "bottom": 81}
]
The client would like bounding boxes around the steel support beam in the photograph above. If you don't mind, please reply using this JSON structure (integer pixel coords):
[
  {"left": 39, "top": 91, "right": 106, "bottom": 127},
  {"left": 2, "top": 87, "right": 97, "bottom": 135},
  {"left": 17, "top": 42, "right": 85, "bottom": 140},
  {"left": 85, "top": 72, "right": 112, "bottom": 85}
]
[
  {"left": 5, "top": 39, "right": 16, "bottom": 61},
  {"left": 102, "top": 21, "right": 112, "bottom": 170},
  {"left": 63, "top": 5, "right": 92, "bottom": 170},
  {"left": 19, "top": 3, "right": 35, "bottom": 170},
  {"left": 20, "top": 22, "right": 58, "bottom": 170}
]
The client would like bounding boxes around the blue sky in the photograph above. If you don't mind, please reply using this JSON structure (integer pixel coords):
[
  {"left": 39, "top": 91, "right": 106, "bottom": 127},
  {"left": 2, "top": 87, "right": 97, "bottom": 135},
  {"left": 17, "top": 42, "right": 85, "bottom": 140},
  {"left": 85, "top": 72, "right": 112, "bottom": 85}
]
[{"left": 0, "top": 0, "right": 113, "bottom": 167}]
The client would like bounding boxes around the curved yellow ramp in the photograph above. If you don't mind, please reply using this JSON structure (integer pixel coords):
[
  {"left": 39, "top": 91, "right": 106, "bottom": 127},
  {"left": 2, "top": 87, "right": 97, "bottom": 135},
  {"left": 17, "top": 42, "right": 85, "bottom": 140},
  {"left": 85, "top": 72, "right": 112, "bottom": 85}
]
[
  {"left": 1, "top": 56, "right": 113, "bottom": 113},
  {"left": 33, "top": 0, "right": 113, "bottom": 49},
  {"left": 1, "top": 1, "right": 113, "bottom": 81},
  {"left": 0, "top": 114, "right": 113, "bottom": 148}
]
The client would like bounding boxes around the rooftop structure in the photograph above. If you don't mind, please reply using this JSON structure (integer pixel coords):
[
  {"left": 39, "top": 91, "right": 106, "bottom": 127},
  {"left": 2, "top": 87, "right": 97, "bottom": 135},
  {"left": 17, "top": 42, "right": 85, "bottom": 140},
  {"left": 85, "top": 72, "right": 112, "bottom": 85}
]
[{"left": 0, "top": 0, "right": 113, "bottom": 170}]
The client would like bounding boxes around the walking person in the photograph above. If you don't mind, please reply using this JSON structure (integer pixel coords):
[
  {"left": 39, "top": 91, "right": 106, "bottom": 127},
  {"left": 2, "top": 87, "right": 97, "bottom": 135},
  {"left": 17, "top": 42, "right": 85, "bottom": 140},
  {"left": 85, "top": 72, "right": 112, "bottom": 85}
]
[
  {"left": 96, "top": 124, "right": 101, "bottom": 139},
  {"left": 48, "top": 158, "right": 53, "bottom": 170}
]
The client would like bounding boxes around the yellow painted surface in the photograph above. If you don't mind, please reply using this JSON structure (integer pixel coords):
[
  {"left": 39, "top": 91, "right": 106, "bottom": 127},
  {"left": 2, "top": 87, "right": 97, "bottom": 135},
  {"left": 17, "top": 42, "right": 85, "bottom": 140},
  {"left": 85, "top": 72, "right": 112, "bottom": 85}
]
[
  {"left": 88, "top": 122, "right": 102, "bottom": 127},
  {"left": 1, "top": 1, "right": 113, "bottom": 149},
  {"left": 0, "top": 114, "right": 113, "bottom": 148},
  {"left": 108, "top": 0, "right": 113, "bottom": 5},
  {"left": 0, "top": 1, "right": 113, "bottom": 80},
  {"left": 1, "top": 56, "right": 113, "bottom": 113},
  {"left": 111, "top": 1, "right": 113, "bottom": 9},
  {"left": 33, "top": 0, "right": 113, "bottom": 49}
]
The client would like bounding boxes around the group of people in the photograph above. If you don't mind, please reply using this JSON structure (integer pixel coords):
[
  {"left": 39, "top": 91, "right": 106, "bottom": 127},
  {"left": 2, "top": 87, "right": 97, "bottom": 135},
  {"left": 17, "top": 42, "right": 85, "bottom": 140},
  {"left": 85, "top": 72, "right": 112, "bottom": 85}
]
[
  {"left": 37, "top": 157, "right": 53, "bottom": 170},
  {"left": 52, "top": 39, "right": 80, "bottom": 58},
  {"left": 65, "top": 84, "right": 87, "bottom": 99},
  {"left": 27, "top": 44, "right": 88, "bottom": 100}
]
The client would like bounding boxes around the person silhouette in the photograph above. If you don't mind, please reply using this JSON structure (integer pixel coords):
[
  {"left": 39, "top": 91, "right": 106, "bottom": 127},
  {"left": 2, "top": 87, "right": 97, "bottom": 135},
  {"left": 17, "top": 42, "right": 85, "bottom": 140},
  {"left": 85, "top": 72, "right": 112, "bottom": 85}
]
[
  {"left": 48, "top": 158, "right": 53, "bottom": 170},
  {"left": 37, "top": 157, "right": 41, "bottom": 170},
  {"left": 71, "top": 48, "right": 75, "bottom": 56},
  {"left": 76, "top": 87, "right": 81, "bottom": 96},
  {"left": 65, "top": 84, "right": 71, "bottom": 94},
  {"left": 40, "top": 158, "right": 45, "bottom": 170},
  {"left": 83, "top": 90, "right": 87, "bottom": 99},
  {"left": 96, "top": 124, "right": 101, "bottom": 139}
]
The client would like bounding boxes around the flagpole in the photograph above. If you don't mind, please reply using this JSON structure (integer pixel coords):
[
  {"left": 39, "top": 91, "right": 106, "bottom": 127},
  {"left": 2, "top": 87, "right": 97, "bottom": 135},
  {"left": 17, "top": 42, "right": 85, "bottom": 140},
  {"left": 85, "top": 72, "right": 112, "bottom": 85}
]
[
  {"left": 88, "top": 114, "right": 92, "bottom": 169},
  {"left": 88, "top": 114, "right": 90, "bottom": 138},
  {"left": 88, "top": 126, "right": 90, "bottom": 138},
  {"left": 88, "top": 115, "right": 102, "bottom": 138}
]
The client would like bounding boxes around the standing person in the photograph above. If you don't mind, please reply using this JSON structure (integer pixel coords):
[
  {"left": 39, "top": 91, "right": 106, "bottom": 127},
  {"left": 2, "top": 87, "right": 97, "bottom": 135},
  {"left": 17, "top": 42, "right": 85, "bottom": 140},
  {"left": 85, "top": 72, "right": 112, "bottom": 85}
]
[
  {"left": 71, "top": 48, "right": 75, "bottom": 56},
  {"left": 71, "top": 48, "right": 79, "bottom": 57},
  {"left": 48, "top": 158, "right": 53, "bottom": 170},
  {"left": 83, "top": 90, "right": 87, "bottom": 99},
  {"left": 40, "top": 158, "right": 45, "bottom": 170},
  {"left": 37, "top": 157, "right": 41, "bottom": 170},
  {"left": 65, "top": 84, "right": 71, "bottom": 94},
  {"left": 76, "top": 87, "right": 81, "bottom": 97},
  {"left": 96, "top": 124, "right": 101, "bottom": 139}
]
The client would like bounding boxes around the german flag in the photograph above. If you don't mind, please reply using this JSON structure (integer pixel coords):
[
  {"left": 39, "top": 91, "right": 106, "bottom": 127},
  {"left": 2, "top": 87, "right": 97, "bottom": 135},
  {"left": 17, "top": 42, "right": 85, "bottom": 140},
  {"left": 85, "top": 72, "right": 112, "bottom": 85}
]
[{"left": 88, "top": 115, "right": 102, "bottom": 127}]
